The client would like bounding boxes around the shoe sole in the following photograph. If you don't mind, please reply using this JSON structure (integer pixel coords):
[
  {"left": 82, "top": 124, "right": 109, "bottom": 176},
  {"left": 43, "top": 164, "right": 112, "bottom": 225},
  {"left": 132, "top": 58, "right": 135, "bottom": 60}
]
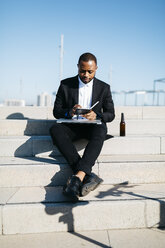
[{"left": 81, "top": 178, "right": 103, "bottom": 197}]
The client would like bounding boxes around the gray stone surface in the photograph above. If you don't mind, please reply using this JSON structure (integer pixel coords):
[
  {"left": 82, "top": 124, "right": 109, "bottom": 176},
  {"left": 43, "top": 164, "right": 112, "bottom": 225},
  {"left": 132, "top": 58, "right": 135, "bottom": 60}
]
[
  {"left": 0, "top": 228, "right": 165, "bottom": 248},
  {"left": 0, "top": 136, "right": 33, "bottom": 157},
  {"left": 0, "top": 207, "right": 2, "bottom": 235},
  {"left": 142, "top": 106, "right": 165, "bottom": 119},
  {"left": 0, "top": 106, "right": 53, "bottom": 120},
  {"left": 0, "top": 230, "right": 110, "bottom": 248},
  {"left": 1, "top": 119, "right": 165, "bottom": 136},
  {"left": 108, "top": 228, "right": 165, "bottom": 248},
  {"left": 3, "top": 201, "right": 146, "bottom": 234},
  {"left": 102, "top": 136, "right": 161, "bottom": 155},
  {"left": 4, "top": 184, "right": 165, "bottom": 204},
  {"left": 0, "top": 106, "right": 165, "bottom": 120},
  {"left": 107, "top": 119, "right": 165, "bottom": 135},
  {"left": 0, "top": 188, "right": 18, "bottom": 204},
  {"left": 1, "top": 183, "right": 165, "bottom": 234},
  {"left": 0, "top": 163, "right": 73, "bottom": 187},
  {"left": 161, "top": 136, "right": 165, "bottom": 154},
  {"left": 0, "top": 155, "right": 164, "bottom": 187},
  {"left": 0, "top": 119, "right": 55, "bottom": 136},
  {"left": 0, "top": 135, "right": 162, "bottom": 157},
  {"left": 97, "top": 154, "right": 165, "bottom": 162},
  {"left": 99, "top": 161, "right": 165, "bottom": 184}
]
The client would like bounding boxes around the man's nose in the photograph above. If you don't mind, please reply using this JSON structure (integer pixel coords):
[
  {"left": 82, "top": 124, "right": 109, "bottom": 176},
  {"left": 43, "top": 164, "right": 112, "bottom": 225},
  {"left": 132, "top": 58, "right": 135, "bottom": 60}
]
[{"left": 84, "top": 71, "right": 89, "bottom": 77}]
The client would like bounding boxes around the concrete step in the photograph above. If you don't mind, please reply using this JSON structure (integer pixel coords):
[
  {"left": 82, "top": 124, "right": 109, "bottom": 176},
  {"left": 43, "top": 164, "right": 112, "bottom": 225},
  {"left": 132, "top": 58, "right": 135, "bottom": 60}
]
[
  {"left": 0, "top": 228, "right": 165, "bottom": 248},
  {"left": 0, "top": 155, "right": 165, "bottom": 187},
  {"left": 0, "top": 135, "right": 164, "bottom": 157},
  {"left": 0, "top": 119, "right": 55, "bottom": 136},
  {"left": 0, "top": 183, "right": 165, "bottom": 234},
  {"left": 1, "top": 106, "right": 165, "bottom": 120},
  {"left": 0, "top": 119, "right": 165, "bottom": 136}
]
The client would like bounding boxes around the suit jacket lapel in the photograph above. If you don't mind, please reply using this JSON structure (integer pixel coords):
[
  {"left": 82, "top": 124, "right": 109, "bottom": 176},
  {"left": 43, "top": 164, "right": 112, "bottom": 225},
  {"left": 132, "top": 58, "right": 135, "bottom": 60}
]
[
  {"left": 71, "top": 75, "right": 79, "bottom": 105},
  {"left": 92, "top": 77, "right": 99, "bottom": 105}
]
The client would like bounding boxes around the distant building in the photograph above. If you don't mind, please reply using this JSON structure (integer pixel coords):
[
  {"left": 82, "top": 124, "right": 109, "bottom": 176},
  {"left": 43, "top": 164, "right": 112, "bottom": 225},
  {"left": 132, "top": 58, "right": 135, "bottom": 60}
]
[
  {"left": 37, "top": 92, "right": 52, "bottom": 106},
  {"left": 4, "top": 99, "right": 25, "bottom": 106}
]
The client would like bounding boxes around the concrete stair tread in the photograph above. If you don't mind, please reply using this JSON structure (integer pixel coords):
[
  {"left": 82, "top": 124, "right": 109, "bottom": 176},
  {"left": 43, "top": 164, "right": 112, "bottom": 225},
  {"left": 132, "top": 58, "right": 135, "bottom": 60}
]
[
  {"left": 0, "top": 228, "right": 165, "bottom": 248},
  {"left": 0, "top": 156, "right": 67, "bottom": 165},
  {"left": 1, "top": 183, "right": 165, "bottom": 234},
  {"left": 1, "top": 183, "right": 165, "bottom": 205},
  {"left": 0, "top": 135, "right": 164, "bottom": 156},
  {"left": 0, "top": 155, "right": 165, "bottom": 187},
  {"left": 0, "top": 154, "right": 165, "bottom": 165},
  {"left": 1, "top": 106, "right": 165, "bottom": 120},
  {"left": 1, "top": 119, "right": 165, "bottom": 136}
]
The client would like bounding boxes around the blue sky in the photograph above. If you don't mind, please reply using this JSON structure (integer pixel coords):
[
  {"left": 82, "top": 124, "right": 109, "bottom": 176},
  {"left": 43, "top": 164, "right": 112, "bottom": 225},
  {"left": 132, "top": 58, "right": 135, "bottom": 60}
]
[{"left": 0, "top": 0, "right": 165, "bottom": 104}]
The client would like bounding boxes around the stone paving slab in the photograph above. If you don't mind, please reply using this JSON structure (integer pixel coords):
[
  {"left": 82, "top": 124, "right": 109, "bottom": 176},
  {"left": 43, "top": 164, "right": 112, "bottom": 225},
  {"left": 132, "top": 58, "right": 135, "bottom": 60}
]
[
  {"left": 0, "top": 207, "right": 2, "bottom": 235},
  {"left": 0, "top": 162, "right": 98, "bottom": 187},
  {"left": 0, "top": 230, "right": 110, "bottom": 248},
  {"left": 0, "top": 135, "right": 162, "bottom": 157},
  {"left": 1, "top": 184, "right": 165, "bottom": 205},
  {"left": 0, "top": 119, "right": 55, "bottom": 136},
  {"left": 0, "top": 228, "right": 165, "bottom": 248},
  {"left": 142, "top": 107, "right": 165, "bottom": 119},
  {"left": 0, "top": 106, "right": 54, "bottom": 120},
  {"left": 0, "top": 156, "right": 67, "bottom": 165},
  {"left": 1, "top": 184, "right": 165, "bottom": 234},
  {"left": 161, "top": 137, "right": 165, "bottom": 153},
  {"left": 2, "top": 201, "right": 147, "bottom": 234},
  {"left": 0, "top": 154, "right": 164, "bottom": 165},
  {"left": 108, "top": 228, "right": 165, "bottom": 248},
  {"left": 1, "top": 119, "right": 165, "bottom": 136},
  {"left": 0, "top": 155, "right": 164, "bottom": 187},
  {"left": 0, "top": 188, "right": 19, "bottom": 204},
  {"left": 99, "top": 161, "right": 165, "bottom": 184},
  {"left": 1, "top": 106, "right": 165, "bottom": 120},
  {"left": 97, "top": 154, "right": 165, "bottom": 163}
]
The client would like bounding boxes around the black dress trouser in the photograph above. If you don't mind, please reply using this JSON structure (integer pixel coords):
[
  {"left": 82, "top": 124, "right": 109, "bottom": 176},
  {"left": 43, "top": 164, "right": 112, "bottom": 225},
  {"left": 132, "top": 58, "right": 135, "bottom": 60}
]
[{"left": 49, "top": 122, "right": 107, "bottom": 175}]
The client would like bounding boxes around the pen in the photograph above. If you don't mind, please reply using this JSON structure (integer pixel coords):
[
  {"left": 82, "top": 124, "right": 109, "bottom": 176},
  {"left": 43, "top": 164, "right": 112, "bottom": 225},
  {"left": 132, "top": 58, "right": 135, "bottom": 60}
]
[{"left": 90, "top": 101, "right": 99, "bottom": 110}]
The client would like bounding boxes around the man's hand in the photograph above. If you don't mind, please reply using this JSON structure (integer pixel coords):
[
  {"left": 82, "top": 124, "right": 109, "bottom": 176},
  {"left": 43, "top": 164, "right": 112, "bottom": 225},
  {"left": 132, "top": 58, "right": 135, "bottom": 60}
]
[
  {"left": 72, "top": 104, "right": 82, "bottom": 116},
  {"left": 83, "top": 110, "right": 96, "bottom": 120}
]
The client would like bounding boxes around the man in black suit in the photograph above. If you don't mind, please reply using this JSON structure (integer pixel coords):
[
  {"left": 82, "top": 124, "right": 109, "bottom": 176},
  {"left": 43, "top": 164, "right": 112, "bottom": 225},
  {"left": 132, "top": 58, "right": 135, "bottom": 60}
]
[{"left": 50, "top": 52, "right": 115, "bottom": 201}]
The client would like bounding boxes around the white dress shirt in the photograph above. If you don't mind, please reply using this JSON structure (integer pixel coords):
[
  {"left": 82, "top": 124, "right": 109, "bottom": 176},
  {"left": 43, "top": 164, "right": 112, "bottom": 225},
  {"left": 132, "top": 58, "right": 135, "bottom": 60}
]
[{"left": 78, "top": 76, "right": 93, "bottom": 108}]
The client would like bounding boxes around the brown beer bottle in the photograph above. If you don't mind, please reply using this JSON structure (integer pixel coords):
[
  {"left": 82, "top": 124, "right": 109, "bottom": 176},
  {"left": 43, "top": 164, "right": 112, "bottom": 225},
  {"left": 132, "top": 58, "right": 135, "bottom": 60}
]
[{"left": 120, "top": 113, "right": 126, "bottom": 136}]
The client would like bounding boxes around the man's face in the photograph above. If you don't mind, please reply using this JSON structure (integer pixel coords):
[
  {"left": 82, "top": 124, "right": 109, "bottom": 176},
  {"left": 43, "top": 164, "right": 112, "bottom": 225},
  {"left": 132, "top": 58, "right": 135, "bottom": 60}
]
[{"left": 78, "top": 60, "right": 98, "bottom": 84}]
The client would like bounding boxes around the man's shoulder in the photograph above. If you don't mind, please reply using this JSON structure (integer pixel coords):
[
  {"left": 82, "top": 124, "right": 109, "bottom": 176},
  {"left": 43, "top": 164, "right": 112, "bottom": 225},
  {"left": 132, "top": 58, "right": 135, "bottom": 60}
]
[
  {"left": 61, "top": 76, "right": 78, "bottom": 86},
  {"left": 94, "top": 77, "right": 110, "bottom": 88}
]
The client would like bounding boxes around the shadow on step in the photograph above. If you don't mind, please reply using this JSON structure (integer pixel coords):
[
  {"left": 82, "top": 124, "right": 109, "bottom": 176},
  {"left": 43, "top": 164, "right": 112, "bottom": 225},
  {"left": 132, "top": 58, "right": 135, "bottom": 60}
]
[
  {"left": 42, "top": 180, "right": 165, "bottom": 248},
  {"left": 7, "top": 113, "right": 29, "bottom": 119},
  {"left": 95, "top": 181, "right": 165, "bottom": 229},
  {"left": 43, "top": 172, "right": 111, "bottom": 248}
]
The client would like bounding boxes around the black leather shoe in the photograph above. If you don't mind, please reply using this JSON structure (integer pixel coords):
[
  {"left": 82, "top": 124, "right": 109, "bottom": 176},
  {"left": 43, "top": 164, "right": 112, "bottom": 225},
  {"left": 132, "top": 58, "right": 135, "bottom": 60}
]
[
  {"left": 63, "top": 175, "right": 82, "bottom": 201},
  {"left": 80, "top": 173, "right": 103, "bottom": 197}
]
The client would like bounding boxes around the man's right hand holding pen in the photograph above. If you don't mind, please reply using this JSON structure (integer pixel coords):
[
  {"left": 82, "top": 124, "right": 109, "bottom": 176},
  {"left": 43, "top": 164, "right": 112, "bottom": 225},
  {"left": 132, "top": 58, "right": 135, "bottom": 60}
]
[{"left": 72, "top": 104, "right": 96, "bottom": 120}]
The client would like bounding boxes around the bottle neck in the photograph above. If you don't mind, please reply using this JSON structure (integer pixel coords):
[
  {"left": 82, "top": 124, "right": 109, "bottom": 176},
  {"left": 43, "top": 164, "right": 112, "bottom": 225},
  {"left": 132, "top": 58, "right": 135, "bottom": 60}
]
[{"left": 121, "top": 113, "right": 125, "bottom": 122}]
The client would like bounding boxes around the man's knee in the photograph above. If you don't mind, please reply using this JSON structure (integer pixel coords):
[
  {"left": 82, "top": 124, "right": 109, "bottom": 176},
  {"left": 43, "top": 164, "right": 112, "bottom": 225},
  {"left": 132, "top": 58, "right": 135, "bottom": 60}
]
[
  {"left": 91, "top": 124, "right": 107, "bottom": 140},
  {"left": 49, "top": 123, "right": 62, "bottom": 137}
]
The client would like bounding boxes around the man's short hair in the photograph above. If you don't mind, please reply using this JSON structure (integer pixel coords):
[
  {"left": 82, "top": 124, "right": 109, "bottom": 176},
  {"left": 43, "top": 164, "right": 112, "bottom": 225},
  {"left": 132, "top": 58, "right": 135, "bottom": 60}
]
[{"left": 78, "top": 52, "right": 97, "bottom": 65}]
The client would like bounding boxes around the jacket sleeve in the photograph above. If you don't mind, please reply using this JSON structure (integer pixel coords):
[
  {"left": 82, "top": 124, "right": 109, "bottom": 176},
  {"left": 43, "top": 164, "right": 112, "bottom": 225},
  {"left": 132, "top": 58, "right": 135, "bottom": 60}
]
[
  {"left": 95, "top": 85, "right": 115, "bottom": 123},
  {"left": 53, "top": 83, "right": 72, "bottom": 119}
]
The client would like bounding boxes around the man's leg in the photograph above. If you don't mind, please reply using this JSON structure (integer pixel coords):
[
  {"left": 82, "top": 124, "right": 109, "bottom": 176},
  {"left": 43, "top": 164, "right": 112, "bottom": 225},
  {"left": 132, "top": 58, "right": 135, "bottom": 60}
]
[
  {"left": 76, "top": 123, "right": 107, "bottom": 196},
  {"left": 76, "top": 122, "right": 107, "bottom": 174},
  {"left": 49, "top": 123, "right": 86, "bottom": 201},
  {"left": 49, "top": 123, "right": 81, "bottom": 174}
]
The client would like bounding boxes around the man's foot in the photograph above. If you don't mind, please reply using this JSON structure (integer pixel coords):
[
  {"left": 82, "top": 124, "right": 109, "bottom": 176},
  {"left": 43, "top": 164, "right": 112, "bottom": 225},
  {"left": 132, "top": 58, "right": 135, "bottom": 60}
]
[
  {"left": 80, "top": 173, "right": 103, "bottom": 197},
  {"left": 63, "top": 175, "right": 82, "bottom": 202}
]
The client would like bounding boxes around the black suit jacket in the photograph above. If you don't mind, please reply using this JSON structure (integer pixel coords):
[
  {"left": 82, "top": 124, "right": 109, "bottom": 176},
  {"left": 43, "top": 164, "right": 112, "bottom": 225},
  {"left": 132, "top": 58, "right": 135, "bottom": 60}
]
[{"left": 53, "top": 75, "right": 115, "bottom": 123}]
